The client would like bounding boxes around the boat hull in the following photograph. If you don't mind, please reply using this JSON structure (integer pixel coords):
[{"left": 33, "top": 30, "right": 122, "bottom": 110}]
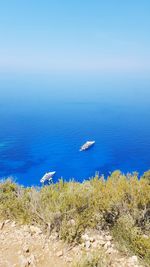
[{"left": 80, "top": 141, "right": 95, "bottom": 151}]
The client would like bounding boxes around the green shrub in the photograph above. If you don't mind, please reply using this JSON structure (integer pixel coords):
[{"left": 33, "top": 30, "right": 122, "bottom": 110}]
[
  {"left": 0, "top": 179, "right": 31, "bottom": 223},
  {"left": 72, "top": 248, "right": 110, "bottom": 267},
  {"left": 142, "top": 170, "right": 150, "bottom": 183},
  {"left": 112, "top": 214, "right": 150, "bottom": 265}
]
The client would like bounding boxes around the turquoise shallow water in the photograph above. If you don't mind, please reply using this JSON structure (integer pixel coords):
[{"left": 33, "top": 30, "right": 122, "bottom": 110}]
[{"left": 0, "top": 75, "right": 150, "bottom": 186}]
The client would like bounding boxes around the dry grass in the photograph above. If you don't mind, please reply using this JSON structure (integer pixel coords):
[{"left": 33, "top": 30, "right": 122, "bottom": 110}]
[{"left": 72, "top": 248, "right": 110, "bottom": 267}]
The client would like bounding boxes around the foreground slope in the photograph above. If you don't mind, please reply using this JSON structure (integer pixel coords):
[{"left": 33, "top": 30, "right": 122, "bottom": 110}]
[{"left": 0, "top": 170, "right": 150, "bottom": 266}]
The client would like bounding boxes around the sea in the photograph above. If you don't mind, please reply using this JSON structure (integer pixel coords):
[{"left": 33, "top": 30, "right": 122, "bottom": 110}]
[{"left": 0, "top": 73, "right": 150, "bottom": 186}]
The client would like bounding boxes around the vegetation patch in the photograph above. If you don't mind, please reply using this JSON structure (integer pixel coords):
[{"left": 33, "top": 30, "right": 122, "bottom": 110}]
[
  {"left": 72, "top": 248, "right": 110, "bottom": 267},
  {"left": 0, "top": 170, "right": 150, "bottom": 264}
]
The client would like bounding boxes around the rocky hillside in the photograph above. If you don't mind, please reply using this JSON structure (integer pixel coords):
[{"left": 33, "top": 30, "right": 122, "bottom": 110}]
[{"left": 0, "top": 220, "right": 144, "bottom": 267}]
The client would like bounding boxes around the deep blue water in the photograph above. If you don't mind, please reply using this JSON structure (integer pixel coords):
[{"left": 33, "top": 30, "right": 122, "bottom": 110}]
[{"left": 0, "top": 75, "right": 150, "bottom": 186}]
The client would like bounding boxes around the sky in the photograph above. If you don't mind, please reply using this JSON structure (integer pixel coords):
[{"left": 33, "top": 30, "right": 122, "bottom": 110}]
[{"left": 0, "top": 0, "right": 150, "bottom": 75}]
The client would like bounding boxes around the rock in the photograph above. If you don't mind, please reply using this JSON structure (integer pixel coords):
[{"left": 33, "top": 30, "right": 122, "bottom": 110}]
[
  {"left": 50, "top": 232, "right": 59, "bottom": 241},
  {"left": 104, "top": 241, "right": 111, "bottom": 250},
  {"left": 92, "top": 242, "right": 98, "bottom": 248},
  {"left": 80, "top": 243, "right": 85, "bottom": 248},
  {"left": 22, "top": 245, "right": 30, "bottom": 253},
  {"left": 19, "top": 255, "right": 29, "bottom": 267},
  {"left": 11, "top": 221, "right": 16, "bottom": 227},
  {"left": 0, "top": 221, "right": 5, "bottom": 230},
  {"left": 81, "top": 233, "right": 89, "bottom": 241},
  {"left": 0, "top": 234, "right": 5, "bottom": 240},
  {"left": 28, "top": 254, "right": 36, "bottom": 266},
  {"left": 65, "top": 257, "right": 72, "bottom": 262},
  {"left": 69, "top": 219, "right": 76, "bottom": 226},
  {"left": 20, "top": 255, "right": 36, "bottom": 267},
  {"left": 85, "top": 240, "right": 91, "bottom": 249},
  {"left": 22, "top": 225, "right": 30, "bottom": 232},
  {"left": 72, "top": 246, "right": 80, "bottom": 254},
  {"left": 89, "top": 237, "right": 95, "bottom": 242},
  {"left": 105, "top": 235, "right": 113, "bottom": 241},
  {"left": 98, "top": 239, "right": 106, "bottom": 246},
  {"left": 56, "top": 250, "right": 63, "bottom": 257},
  {"left": 128, "top": 255, "right": 138, "bottom": 263},
  {"left": 98, "top": 234, "right": 106, "bottom": 241},
  {"left": 116, "top": 257, "right": 126, "bottom": 263},
  {"left": 30, "top": 225, "right": 42, "bottom": 235},
  {"left": 18, "top": 250, "right": 22, "bottom": 255},
  {"left": 106, "top": 248, "right": 117, "bottom": 254},
  {"left": 5, "top": 219, "right": 10, "bottom": 225}
]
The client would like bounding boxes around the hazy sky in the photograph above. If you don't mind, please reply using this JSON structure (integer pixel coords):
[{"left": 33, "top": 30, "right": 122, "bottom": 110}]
[{"left": 0, "top": 1, "right": 150, "bottom": 75}]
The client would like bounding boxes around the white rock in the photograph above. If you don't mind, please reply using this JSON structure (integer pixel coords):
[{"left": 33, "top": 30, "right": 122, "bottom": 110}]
[
  {"left": 128, "top": 255, "right": 138, "bottom": 263},
  {"left": 50, "top": 232, "right": 59, "bottom": 241},
  {"left": 106, "top": 248, "right": 117, "bottom": 254},
  {"left": 92, "top": 242, "right": 98, "bottom": 248},
  {"left": 19, "top": 255, "right": 29, "bottom": 267},
  {"left": 30, "top": 225, "right": 42, "bottom": 235},
  {"left": 105, "top": 235, "right": 113, "bottom": 241},
  {"left": 98, "top": 234, "right": 105, "bottom": 240},
  {"left": 28, "top": 254, "right": 36, "bottom": 266},
  {"left": 85, "top": 240, "right": 91, "bottom": 249},
  {"left": 11, "top": 221, "right": 16, "bottom": 227},
  {"left": 81, "top": 233, "right": 89, "bottom": 241},
  {"left": 104, "top": 241, "right": 111, "bottom": 249},
  {"left": 65, "top": 257, "right": 72, "bottom": 262},
  {"left": 0, "top": 234, "right": 5, "bottom": 240},
  {"left": 69, "top": 219, "right": 76, "bottom": 226},
  {"left": 56, "top": 250, "right": 63, "bottom": 257},
  {"left": 5, "top": 219, "right": 10, "bottom": 224},
  {"left": 22, "top": 225, "right": 30, "bottom": 232}
]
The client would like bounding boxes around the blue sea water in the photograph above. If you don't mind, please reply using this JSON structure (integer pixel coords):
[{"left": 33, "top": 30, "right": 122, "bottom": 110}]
[{"left": 0, "top": 74, "right": 150, "bottom": 186}]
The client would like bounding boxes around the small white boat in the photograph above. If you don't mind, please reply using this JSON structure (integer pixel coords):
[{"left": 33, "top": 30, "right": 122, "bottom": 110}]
[
  {"left": 80, "top": 141, "right": 95, "bottom": 151},
  {"left": 40, "top": 171, "right": 56, "bottom": 183}
]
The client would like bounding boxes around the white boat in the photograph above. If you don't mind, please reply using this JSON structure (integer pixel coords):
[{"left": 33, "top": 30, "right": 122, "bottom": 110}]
[
  {"left": 80, "top": 141, "right": 95, "bottom": 151},
  {"left": 40, "top": 171, "right": 56, "bottom": 183}
]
